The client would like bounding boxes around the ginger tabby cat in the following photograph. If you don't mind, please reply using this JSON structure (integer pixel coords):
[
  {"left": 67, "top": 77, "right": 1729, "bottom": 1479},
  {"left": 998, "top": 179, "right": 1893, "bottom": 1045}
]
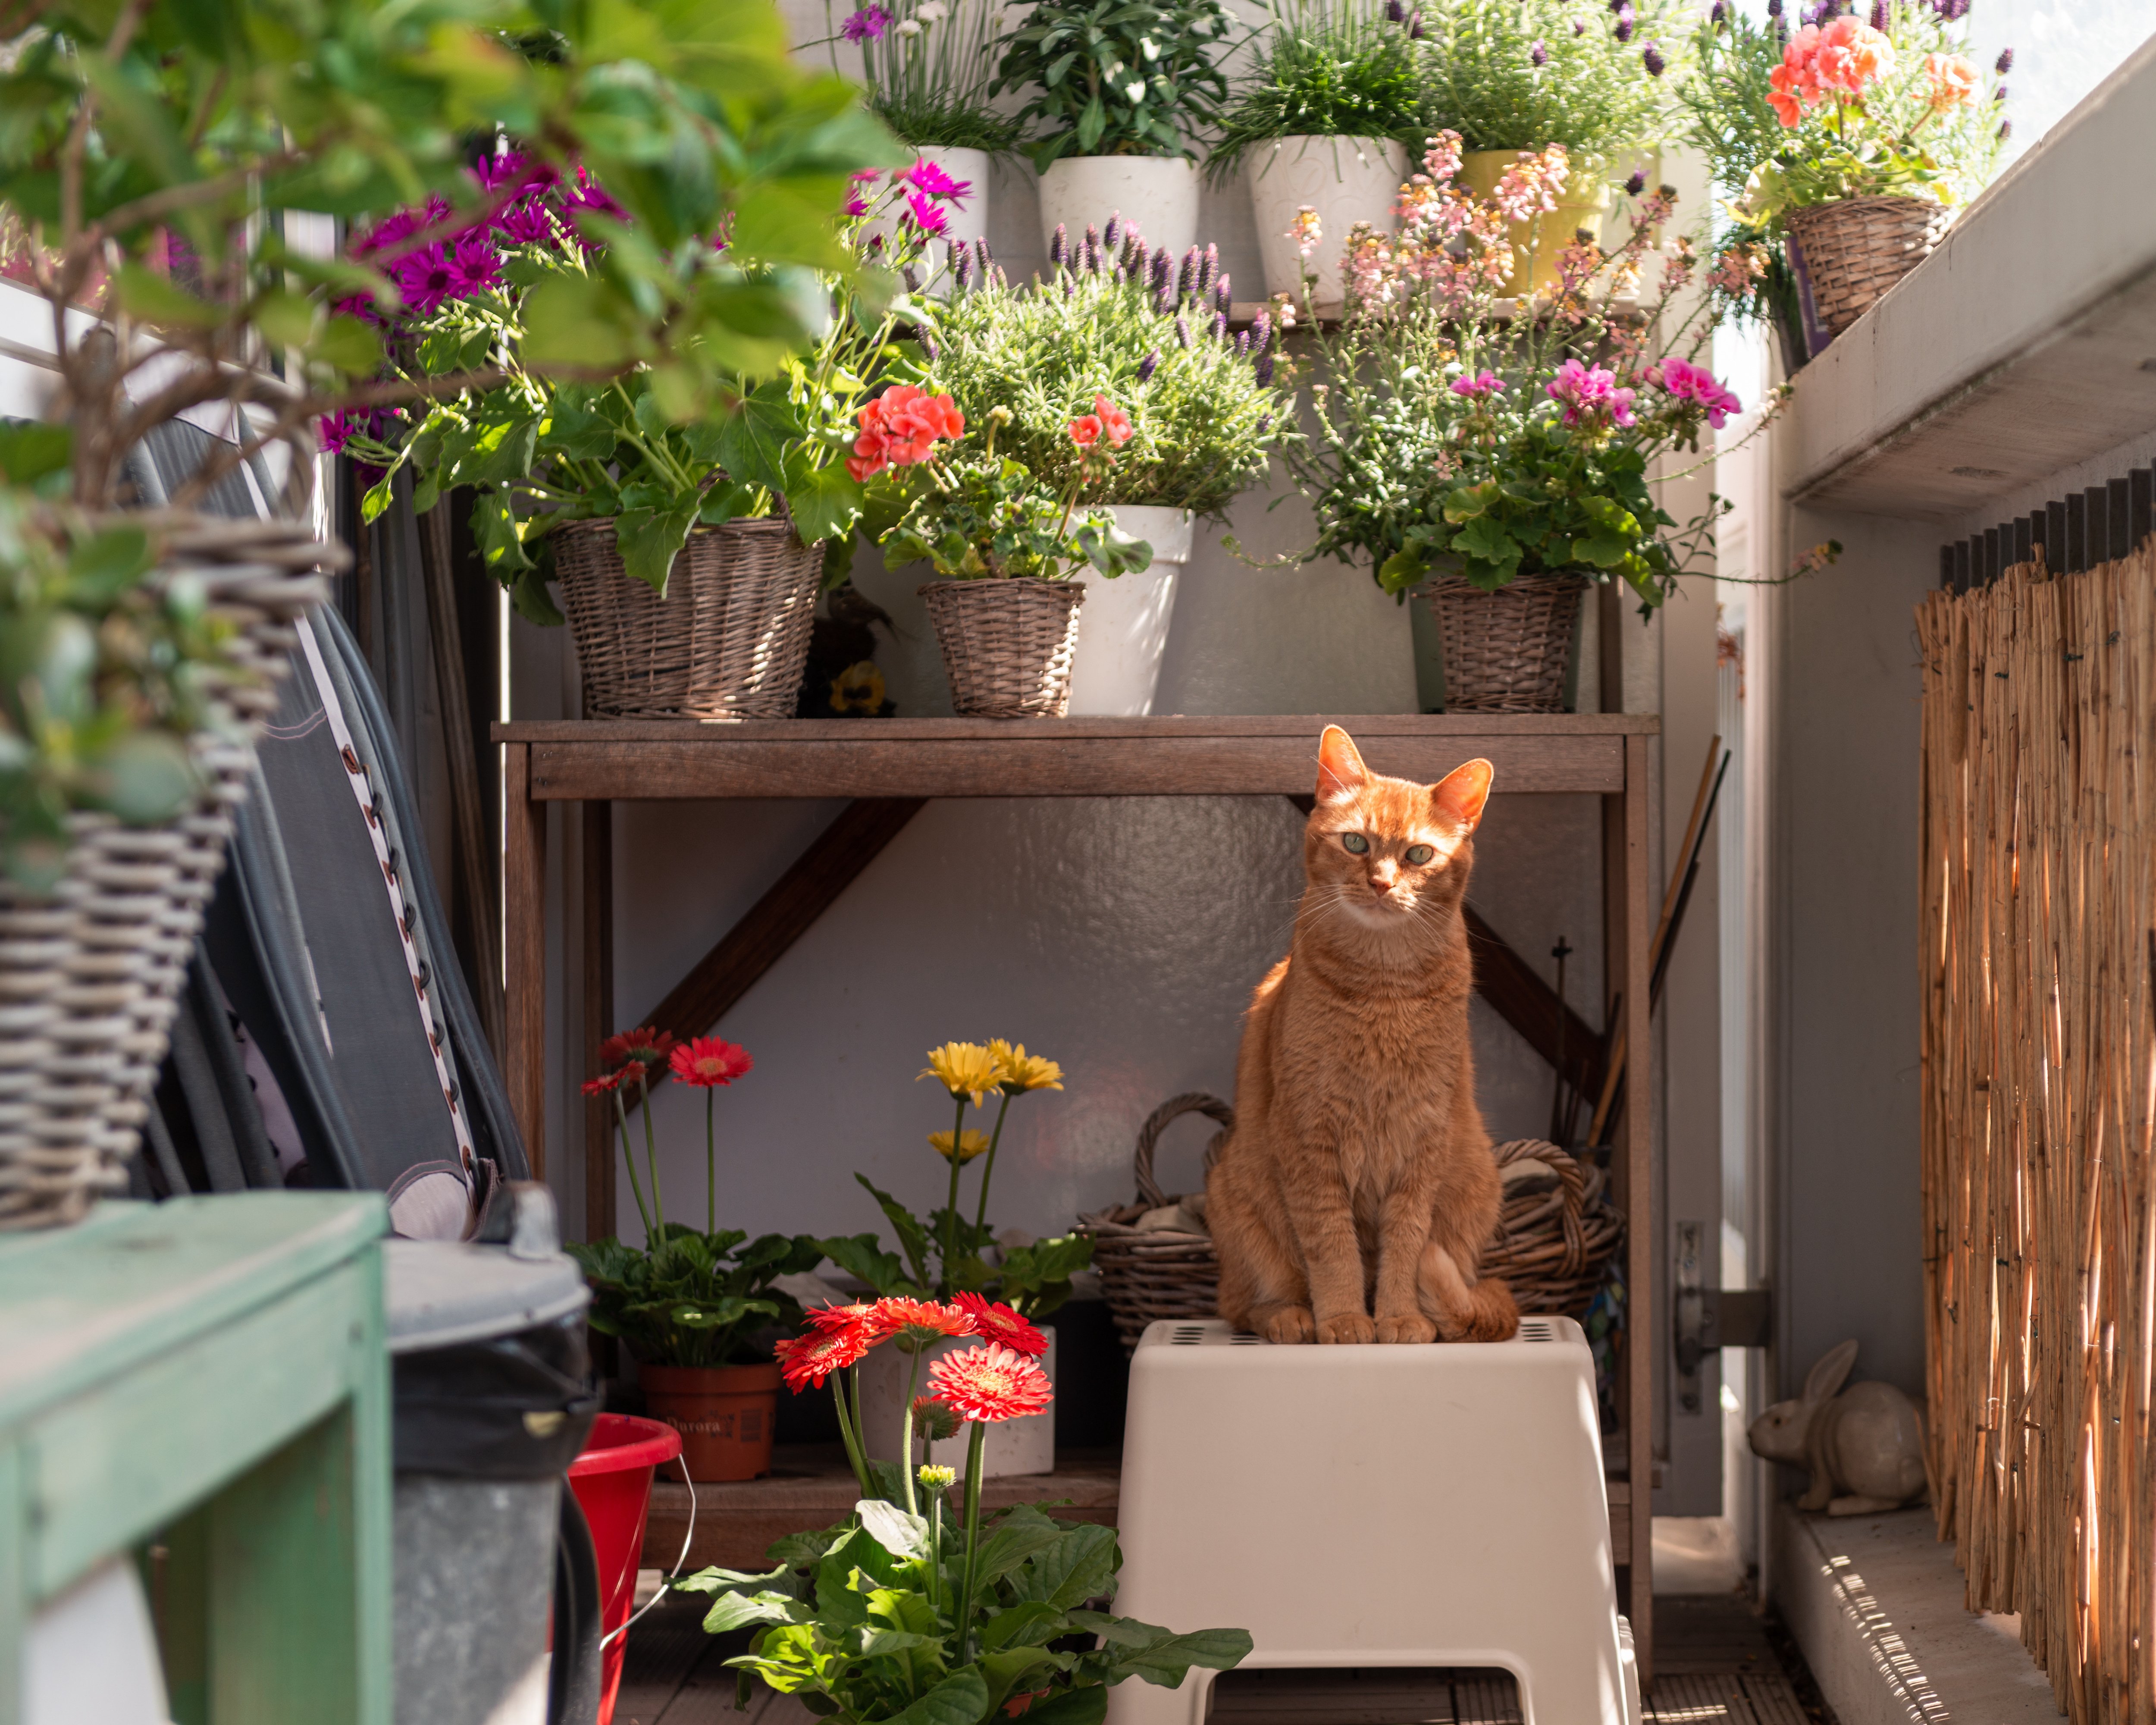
[{"left": 1208, "top": 725, "right": 1518, "bottom": 1346}]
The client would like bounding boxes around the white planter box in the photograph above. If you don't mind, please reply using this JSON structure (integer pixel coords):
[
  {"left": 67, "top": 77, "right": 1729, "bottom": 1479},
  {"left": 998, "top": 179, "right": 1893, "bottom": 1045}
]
[
  {"left": 856, "top": 1329, "right": 1057, "bottom": 1480},
  {"left": 1037, "top": 156, "right": 1199, "bottom": 262},
  {"left": 1066, "top": 506, "right": 1193, "bottom": 717},
  {"left": 1245, "top": 135, "right": 1408, "bottom": 312}
]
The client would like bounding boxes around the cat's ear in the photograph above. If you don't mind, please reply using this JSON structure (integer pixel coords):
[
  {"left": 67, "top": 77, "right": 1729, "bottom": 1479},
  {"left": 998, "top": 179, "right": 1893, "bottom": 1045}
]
[
  {"left": 1431, "top": 758, "right": 1494, "bottom": 833},
  {"left": 1316, "top": 726, "right": 1368, "bottom": 803}
]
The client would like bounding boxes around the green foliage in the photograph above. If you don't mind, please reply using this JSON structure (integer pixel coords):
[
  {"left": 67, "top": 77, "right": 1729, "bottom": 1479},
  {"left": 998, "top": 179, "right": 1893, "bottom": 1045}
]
[
  {"left": 928, "top": 245, "right": 1294, "bottom": 518},
  {"left": 841, "top": 0, "right": 1022, "bottom": 153},
  {"left": 871, "top": 97, "right": 1025, "bottom": 154},
  {"left": 0, "top": 496, "right": 246, "bottom": 888},
  {"left": 883, "top": 455, "right": 1153, "bottom": 580},
  {"left": 1206, "top": 0, "right": 1425, "bottom": 184},
  {"left": 567, "top": 1228, "right": 827, "bottom": 1369},
  {"left": 1416, "top": 0, "right": 1687, "bottom": 162},
  {"left": 679, "top": 1502, "right": 1251, "bottom": 1721},
  {"left": 821, "top": 1179, "right": 1095, "bottom": 1321},
  {"left": 990, "top": 0, "right": 1236, "bottom": 166}
]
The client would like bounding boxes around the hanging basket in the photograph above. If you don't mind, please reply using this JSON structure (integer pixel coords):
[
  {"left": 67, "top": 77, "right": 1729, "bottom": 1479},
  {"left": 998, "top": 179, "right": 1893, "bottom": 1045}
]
[
  {"left": 1421, "top": 571, "right": 1589, "bottom": 713},
  {"left": 554, "top": 515, "right": 822, "bottom": 721},
  {"left": 919, "top": 578, "right": 1085, "bottom": 718},
  {"left": 1783, "top": 196, "right": 1947, "bottom": 338},
  {"left": 0, "top": 515, "right": 330, "bottom": 1230}
]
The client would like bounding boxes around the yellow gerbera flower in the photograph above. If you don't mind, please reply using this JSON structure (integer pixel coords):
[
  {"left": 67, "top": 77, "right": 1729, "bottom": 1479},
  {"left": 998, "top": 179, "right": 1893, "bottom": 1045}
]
[
  {"left": 990, "top": 1038, "right": 1064, "bottom": 1093},
  {"left": 919, "top": 1041, "right": 1001, "bottom": 1105},
  {"left": 928, "top": 1129, "right": 992, "bottom": 1163}
]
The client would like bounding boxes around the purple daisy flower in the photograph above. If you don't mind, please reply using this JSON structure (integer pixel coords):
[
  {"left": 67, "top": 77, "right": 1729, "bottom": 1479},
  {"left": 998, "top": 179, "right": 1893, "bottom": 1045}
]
[
  {"left": 906, "top": 158, "right": 972, "bottom": 204},
  {"left": 842, "top": 5, "right": 890, "bottom": 41}
]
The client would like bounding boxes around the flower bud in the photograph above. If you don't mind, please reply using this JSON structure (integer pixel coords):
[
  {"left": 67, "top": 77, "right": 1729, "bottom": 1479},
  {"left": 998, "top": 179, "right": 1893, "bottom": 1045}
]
[
  {"left": 1642, "top": 40, "right": 1663, "bottom": 74},
  {"left": 1996, "top": 46, "right": 2013, "bottom": 74},
  {"left": 1050, "top": 224, "right": 1069, "bottom": 269},
  {"left": 1138, "top": 350, "right": 1159, "bottom": 382},
  {"left": 1212, "top": 310, "right": 1228, "bottom": 341},
  {"left": 1530, "top": 38, "right": 1548, "bottom": 64},
  {"left": 1625, "top": 169, "right": 1647, "bottom": 196},
  {"left": 1175, "top": 314, "right": 1192, "bottom": 349},
  {"left": 919, "top": 1463, "right": 956, "bottom": 1489}
]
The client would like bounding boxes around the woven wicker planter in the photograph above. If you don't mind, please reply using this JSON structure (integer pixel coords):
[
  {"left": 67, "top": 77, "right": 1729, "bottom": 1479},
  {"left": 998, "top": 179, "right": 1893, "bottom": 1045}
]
[
  {"left": 554, "top": 516, "right": 821, "bottom": 720},
  {"left": 1421, "top": 571, "right": 1589, "bottom": 713},
  {"left": 0, "top": 516, "right": 328, "bottom": 1229},
  {"left": 1076, "top": 1098, "right": 1625, "bottom": 1349},
  {"left": 1784, "top": 196, "right": 1947, "bottom": 338},
  {"left": 919, "top": 578, "right": 1085, "bottom": 718}
]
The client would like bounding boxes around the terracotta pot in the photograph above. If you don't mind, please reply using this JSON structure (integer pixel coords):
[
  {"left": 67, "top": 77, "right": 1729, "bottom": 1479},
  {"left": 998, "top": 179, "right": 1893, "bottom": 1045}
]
[{"left": 639, "top": 1361, "right": 781, "bottom": 1481}]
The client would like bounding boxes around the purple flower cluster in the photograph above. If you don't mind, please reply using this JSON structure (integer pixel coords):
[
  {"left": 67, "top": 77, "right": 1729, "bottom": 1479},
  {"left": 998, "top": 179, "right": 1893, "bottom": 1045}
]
[{"left": 842, "top": 5, "right": 890, "bottom": 41}]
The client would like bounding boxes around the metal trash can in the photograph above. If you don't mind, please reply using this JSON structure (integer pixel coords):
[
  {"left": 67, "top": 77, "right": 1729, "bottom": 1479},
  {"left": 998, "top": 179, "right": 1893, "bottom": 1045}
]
[{"left": 387, "top": 1186, "right": 599, "bottom": 1725}]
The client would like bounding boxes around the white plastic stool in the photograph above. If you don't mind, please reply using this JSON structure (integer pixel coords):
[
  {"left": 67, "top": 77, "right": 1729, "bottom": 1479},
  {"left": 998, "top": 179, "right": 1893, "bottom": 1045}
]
[{"left": 1109, "top": 1317, "right": 1641, "bottom": 1725}]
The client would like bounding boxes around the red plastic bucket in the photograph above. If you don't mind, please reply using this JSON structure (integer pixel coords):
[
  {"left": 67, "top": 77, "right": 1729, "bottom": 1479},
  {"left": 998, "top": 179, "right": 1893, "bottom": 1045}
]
[{"left": 569, "top": 1412, "right": 684, "bottom": 1725}]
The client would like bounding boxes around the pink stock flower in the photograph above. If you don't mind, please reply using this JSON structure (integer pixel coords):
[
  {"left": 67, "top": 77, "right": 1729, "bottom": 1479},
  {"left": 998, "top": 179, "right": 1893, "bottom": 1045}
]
[{"left": 1450, "top": 370, "right": 1505, "bottom": 399}]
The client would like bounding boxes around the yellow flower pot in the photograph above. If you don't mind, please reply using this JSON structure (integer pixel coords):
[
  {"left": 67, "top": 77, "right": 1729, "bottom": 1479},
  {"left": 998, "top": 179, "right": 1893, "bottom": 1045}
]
[{"left": 1458, "top": 150, "right": 1611, "bottom": 298}]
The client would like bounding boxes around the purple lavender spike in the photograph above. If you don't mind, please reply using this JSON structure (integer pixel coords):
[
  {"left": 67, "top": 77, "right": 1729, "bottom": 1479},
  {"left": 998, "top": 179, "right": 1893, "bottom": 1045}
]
[
  {"left": 1104, "top": 214, "right": 1120, "bottom": 249},
  {"left": 1212, "top": 310, "right": 1228, "bottom": 341},
  {"left": 1175, "top": 314, "right": 1192, "bottom": 349},
  {"left": 1197, "top": 244, "right": 1218, "bottom": 299},
  {"left": 1255, "top": 354, "right": 1274, "bottom": 388},
  {"left": 1214, "top": 275, "right": 1231, "bottom": 312},
  {"left": 1250, "top": 310, "right": 1271, "bottom": 358},
  {"left": 954, "top": 248, "right": 973, "bottom": 289},
  {"left": 1235, "top": 329, "right": 1249, "bottom": 358},
  {"left": 1996, "top": 46, "right": 2013, "bottom": 73},
  {"left": 919, "top": 329, "right": 939, "bottom": 362},
  {"left": 1138, "top": 350, "right": 1160, "bottom": 383},
  {"left": 1178, "top": 247, "right": 1199, "bottom": 300},
  {"left": 1050, "top": 224, "right": 1069, "bottom": 269}
]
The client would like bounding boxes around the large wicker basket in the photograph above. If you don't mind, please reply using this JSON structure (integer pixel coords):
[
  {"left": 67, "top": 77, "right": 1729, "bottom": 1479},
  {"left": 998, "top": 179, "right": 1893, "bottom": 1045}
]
[
  {"left": 1784, "top": 196, "right": 1947, "bottom": 338},
  {"left": 1421, "top": 571, "right": 1589, "bottom": 713},
  {"left": 919, "top": 578, "right": 1084, "bottom": 718},
  {"left": 0, "top": 515, "right": 330, "bottom": 1229},
  {"left": 555, "top": 515, "right": 821, "bottom": 720},
  {"left": 1077, "top": 1096, "right": 1626, "bottom": 1349}
]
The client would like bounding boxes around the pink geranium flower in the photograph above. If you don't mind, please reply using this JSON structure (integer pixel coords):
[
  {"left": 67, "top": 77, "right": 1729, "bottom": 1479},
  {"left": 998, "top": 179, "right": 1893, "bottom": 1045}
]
[{"left": 1450, "top": 370, "right": 1505, "bottom": 399}]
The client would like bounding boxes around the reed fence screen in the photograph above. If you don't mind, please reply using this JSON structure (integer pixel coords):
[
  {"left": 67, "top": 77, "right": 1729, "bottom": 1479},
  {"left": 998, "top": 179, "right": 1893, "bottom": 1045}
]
[{"left": 1918, "top": 543, "right": 2156, "bottom": 1725}]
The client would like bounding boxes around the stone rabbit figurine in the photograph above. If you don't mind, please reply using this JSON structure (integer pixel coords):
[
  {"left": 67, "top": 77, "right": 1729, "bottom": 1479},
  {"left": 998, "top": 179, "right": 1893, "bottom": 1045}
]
[{"left": 1748, "top": 1339, "right": 1930, "bottom": 1516}]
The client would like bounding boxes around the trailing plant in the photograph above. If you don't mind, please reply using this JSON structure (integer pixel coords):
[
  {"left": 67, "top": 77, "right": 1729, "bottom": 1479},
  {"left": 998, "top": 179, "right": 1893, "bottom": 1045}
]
[
  {"left": 566, "top": 1027, "right": 824, "bottom": 1369},
  {"left": 924, "top": 224, "right": 1295, "bottom": 517},
  {"left": 990, "top": 0, "right": 1236, "bottom": 166},
  {"left": 332, "top": 160, "right": 971, "bottom": 620},
  {"left": 1206, "top": 0, "right": 1426, "bottom": 185},
  {"left": 1416, "top": 0, "right": 1689, "bottom": 165},
  {"left": 1289, "top": 135, "right": 1780, "bottom": 605},
  {"left": 821, "top": 0, "right": 1022, "bottom": 153},
  {"left": 692, "top": 1298, "right": 1250, "bottom": 1723},
  {"left": 818, "top": 1040, "right": 1094, "bottom": 1320}
]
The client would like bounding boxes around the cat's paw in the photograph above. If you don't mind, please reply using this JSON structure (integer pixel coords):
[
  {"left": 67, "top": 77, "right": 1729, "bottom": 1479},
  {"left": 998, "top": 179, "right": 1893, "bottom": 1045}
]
[
  {"left": 1259, "top": 1305, "right": 1317, "bottom": 1345},
  {"left": 1316, "top": 1312, "right": 1377, "bottom": 1345},
  {"left": 1375, "top": 1312, "right": 1438, "bottom": 1345}
]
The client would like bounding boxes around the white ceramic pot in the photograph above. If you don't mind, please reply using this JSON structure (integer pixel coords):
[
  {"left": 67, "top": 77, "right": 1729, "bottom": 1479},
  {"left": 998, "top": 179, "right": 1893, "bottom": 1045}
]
[
  {"left": 1246, "top": 135, "right": 1408, "bottom": 310},
  {"left": 1065, "top": 505, "right": 1194, "bottom": 718},
  {"left": 857, "top": 1330, "right": 1057, "bottom": 1480},
  {"left": 867, "top": 146, "right": 991, "bottom": 295},
  {"left": 1037, "top": 156, "right": 1199, "bottom": 263}
]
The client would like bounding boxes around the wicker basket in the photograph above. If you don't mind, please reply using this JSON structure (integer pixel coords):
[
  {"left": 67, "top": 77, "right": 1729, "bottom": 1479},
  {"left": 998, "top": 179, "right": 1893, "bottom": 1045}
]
[
  {"left": 1421, "top": 571, "right": 1589, "bottom": 713},
  {"left": 1784, "top": 196, "right": 1947, "bottom": 338},
  {"left": 0, "top": 515, "right": 330, "bottom": 1229},
  {"left": 919, "top": 579, "right": 1085, "bottom": 718},
  {"left": 555, "top": 515, "right": 821, "bottom": 720},
  {"left": 1077, "top": 1096, "right": 1625, "bottom": 1349}
]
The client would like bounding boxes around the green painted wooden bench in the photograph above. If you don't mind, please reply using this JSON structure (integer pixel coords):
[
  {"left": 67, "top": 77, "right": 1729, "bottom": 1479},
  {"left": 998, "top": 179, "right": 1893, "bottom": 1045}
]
[{"left": 0, "top": 1193, "right": 391, "bottom": 1725}]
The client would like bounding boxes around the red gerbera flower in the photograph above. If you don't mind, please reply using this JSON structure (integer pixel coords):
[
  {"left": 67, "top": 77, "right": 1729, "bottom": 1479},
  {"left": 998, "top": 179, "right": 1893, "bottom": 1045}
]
[
  {"left": 776, "top": 1321, "right": 875, "bottom": 1393},
  {"left": 952, "top": 1292, "right": 1048, "bottom": 1358},
  {"left": 872, "top": 1296, "right": 976, "bottom": 1346},
  {"left": 804, "top": 1301, "right": 880, "bottom": 1335},
  {"left": 670, "top": 1035, "right": 752, "bottom": 1088},
  {"left": 926, "top": 1343, "right": 1053, "bottom": 1423},
  {"left": 599, "top": 1025, "right": 677, "bottom": 1074},
  {"left": 580, "top": 1070, "right": 622, "bottom": 1096}
]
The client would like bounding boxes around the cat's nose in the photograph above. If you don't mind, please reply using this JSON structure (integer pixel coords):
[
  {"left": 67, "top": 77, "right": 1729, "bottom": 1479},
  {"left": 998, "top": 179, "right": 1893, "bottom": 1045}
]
[{"left": 1369, "top": 872, "right": 1396, "bottom": 895}]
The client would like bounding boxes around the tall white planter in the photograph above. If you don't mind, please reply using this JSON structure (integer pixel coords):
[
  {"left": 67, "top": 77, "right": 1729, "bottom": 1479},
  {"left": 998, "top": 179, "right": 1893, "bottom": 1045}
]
[
  {"left": 867, "top": 145, "right": 991, "bottom": 294},
  {"left": 857, "top": 1331, "right": 1057, "bottom": 1480},
  {"left": 1037, "top": 156, "right": 1199, "bottom": 262},
  {"left": 1066, "top": 505, "right": 1194, "bottom": 718},
  {"left": 1246, "top": 135, "right": 1408, "bottom": 310}
]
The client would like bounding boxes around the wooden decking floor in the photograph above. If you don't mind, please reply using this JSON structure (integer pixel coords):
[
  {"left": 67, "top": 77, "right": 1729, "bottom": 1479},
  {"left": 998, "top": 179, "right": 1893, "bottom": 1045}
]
[{"left": 615, "top": 1591, "right": 1827, "bottom": 1724}]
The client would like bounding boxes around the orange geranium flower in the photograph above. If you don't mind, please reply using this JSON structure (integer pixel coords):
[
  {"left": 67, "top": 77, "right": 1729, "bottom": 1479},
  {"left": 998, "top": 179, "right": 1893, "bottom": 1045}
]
[
  {"left": 953, "top": 1291, "right": 1048, "bottom": 1358},
  {"left": 1924, "top": 50, "right": 1979, "bottom": 109},
  {"left": 671, "top": 1035, "right": 752, "bottom": 1088},
  {"left": 926, "top": 1343, "right": 1053, "bottom": 1423},
  {"left": 1067, "top": 414, "right": 1103, "bottom": 448}
]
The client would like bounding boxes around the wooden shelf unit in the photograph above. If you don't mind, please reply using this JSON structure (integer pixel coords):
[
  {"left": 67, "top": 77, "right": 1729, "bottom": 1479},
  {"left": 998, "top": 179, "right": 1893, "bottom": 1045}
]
[{"left": 494, "top": 712, "right": 1659, "bottom": 1670}]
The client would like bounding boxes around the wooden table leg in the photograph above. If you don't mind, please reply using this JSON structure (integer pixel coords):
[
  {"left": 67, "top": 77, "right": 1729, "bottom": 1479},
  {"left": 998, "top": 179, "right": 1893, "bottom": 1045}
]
[
  {"left": 1624, "top": 730, "right": 1655, "bottom": 1684},
  {"left": 580, "top": 800, "right": 614, "bottom": 1243},
  {"left": 502, "top": 742, "right": 547, "bottom": 1179}
]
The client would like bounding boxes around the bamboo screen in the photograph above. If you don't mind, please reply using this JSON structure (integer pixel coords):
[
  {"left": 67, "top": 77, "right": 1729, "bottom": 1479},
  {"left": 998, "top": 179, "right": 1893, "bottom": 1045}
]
[{"left": 1918, "top": 544, "right": 2156, "bottom": 1724}]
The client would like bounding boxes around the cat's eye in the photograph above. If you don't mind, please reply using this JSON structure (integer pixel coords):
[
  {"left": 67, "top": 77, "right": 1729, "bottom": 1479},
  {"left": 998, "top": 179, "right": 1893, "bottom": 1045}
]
[
  {"left": 1405, "top": 844, "right": 1435, "bottom": 865},
  {"left": 1340, "top": 832, "right": 1369, "bottom": 854}
]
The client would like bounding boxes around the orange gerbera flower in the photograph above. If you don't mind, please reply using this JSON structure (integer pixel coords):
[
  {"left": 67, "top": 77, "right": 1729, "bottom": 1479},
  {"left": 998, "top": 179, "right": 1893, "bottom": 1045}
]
[
  {"left": 580, "top": 1070, "right": 622, "bottom": 1096},
  {"left": 599, "top": 1025, "right": 677, "bottom": 1075},
  {"left": 873, "top": 1296, "right": 976, "bottom": 1346},
  {"left": 926, "top": 1343, "right": 1053, "bottom": 1423},
  {"left": 776, "top": 1320, "right": 875, "bottom": 1392},
  {"left": 953, "top": 1291, "right": 1048, "bottom": 1358},
  {"left": 671, "top": 1035, "right": 752, "bottom": 1088}
]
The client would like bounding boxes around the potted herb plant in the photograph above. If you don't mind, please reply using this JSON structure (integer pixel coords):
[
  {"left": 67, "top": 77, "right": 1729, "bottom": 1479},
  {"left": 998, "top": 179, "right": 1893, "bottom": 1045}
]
[
  {"left": 1419, "top": 0, "right": 1688, "bottom": 294},
  {"left": 691, "top": 1297, "right": 1251, "bottom": 1720},
  {"left": 990, "top": 0, "right": 1234, "bottom": 260},
  {"left": 812, "top": 1039, "right": 1093, "bottom": 1477},
  {"left": 569, "top": 1028, "right": 826, "bottom": 1481},
  {"left": 1292, "top": 135, "right": 1775, "bottom": 710},
  {"left": 1680, "top": 0, "right": 2004, "bottom": 358},
  {"left": 923, "top": 227, "right": 1294, "bottom": 714},
  {"left": 1208, "top": 0, "right": 1423, "bottom": 308}
]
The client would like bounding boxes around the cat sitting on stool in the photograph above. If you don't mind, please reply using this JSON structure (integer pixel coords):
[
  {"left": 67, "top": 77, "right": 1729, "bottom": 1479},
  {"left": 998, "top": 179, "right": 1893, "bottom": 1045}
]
[{"left": 1209, "top": 725, "right": 1519, "bottom": 1346}]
